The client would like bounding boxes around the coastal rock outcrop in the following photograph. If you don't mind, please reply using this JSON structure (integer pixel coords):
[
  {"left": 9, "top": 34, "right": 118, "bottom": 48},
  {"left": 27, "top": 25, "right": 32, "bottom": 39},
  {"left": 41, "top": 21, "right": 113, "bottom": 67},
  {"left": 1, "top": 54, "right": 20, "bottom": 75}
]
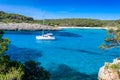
[
  {"left": 0, "top": 22, "right": 60, "bottom": 31},
  {"left": 98, "top": 58, "right": 120, "bottom": 80}
]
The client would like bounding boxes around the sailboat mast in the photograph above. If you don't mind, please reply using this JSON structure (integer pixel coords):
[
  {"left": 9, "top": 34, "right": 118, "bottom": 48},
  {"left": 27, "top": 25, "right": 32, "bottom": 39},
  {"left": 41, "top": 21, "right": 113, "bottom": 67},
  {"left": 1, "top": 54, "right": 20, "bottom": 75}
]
[{"left": 42, "top": 17, "right": 44, "bottom": 35}]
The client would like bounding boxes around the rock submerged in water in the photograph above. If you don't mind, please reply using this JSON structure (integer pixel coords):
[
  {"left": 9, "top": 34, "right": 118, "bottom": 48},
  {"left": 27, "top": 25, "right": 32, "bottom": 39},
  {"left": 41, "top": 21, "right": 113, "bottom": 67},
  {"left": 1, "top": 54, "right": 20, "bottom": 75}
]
[{"left": 98, "top": 58, "right": 120, "bottom": 80}]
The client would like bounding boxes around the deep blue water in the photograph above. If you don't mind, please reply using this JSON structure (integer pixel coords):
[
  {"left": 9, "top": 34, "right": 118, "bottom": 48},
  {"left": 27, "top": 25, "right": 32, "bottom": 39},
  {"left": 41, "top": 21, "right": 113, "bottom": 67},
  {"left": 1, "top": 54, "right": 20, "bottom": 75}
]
[{"left": 4, "top": 29, "right": 120, "bottom": 80}]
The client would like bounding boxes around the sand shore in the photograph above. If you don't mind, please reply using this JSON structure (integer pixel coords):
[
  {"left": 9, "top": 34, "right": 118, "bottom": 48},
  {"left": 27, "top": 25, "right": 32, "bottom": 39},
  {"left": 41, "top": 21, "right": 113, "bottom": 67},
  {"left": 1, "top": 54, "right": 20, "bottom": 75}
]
[{"left": 58, "top": 26, "right": 109, "bottom": 30}]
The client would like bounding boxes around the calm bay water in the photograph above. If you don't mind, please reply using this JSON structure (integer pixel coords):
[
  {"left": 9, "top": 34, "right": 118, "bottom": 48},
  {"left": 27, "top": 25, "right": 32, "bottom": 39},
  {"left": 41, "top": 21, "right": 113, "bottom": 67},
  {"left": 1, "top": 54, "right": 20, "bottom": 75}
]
[{"left": 4, "top": 29, "right": 120, "bottom": 80}]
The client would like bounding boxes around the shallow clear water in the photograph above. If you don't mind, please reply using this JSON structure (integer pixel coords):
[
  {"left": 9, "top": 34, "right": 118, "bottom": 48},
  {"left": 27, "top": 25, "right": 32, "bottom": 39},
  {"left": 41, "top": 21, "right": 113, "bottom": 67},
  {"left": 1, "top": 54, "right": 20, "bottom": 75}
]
[{"left": 4, "top": 29, "right": 120, "bottom": 80}]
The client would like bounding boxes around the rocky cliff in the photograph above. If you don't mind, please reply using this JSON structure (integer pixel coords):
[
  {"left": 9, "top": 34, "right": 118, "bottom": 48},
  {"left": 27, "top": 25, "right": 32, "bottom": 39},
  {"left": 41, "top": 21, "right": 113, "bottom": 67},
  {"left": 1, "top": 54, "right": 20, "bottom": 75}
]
[
  {"left": 98, "top": 58, "right": 120, "bottom": 80},
  {"left": 0, "top": 22, "right": 60, "bottom": 31}
]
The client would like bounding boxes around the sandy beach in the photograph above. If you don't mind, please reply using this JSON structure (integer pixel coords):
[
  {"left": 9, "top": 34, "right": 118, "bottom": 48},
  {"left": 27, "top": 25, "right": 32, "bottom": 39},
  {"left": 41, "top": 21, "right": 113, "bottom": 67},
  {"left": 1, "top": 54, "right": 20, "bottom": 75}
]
[{"left": 58, "top": 26, "right": 109, "bottom": 30}]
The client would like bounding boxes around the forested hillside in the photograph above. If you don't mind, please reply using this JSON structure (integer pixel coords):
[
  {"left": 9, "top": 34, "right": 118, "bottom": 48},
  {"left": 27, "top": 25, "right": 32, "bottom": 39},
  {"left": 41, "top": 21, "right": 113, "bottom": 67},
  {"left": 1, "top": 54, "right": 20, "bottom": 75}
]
[
  {"left": 44, "top": 19, "right": 112, "bottom": 27},
  {"left": 0, "top": 11, "right": 34, "bottom": 23},
  {"left": 0, "top": 11, "right": 120, "bottom": 27}
]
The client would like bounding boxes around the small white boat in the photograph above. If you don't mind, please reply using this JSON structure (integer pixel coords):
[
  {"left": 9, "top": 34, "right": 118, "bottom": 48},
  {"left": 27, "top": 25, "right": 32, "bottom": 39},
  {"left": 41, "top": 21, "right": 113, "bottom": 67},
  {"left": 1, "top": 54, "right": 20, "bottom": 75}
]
[
  {"left": 36, "top": 33, "right": 55, "bottom": 40},
  {"left": 36, "top": 16, "right": 55, "bottom": 40}
]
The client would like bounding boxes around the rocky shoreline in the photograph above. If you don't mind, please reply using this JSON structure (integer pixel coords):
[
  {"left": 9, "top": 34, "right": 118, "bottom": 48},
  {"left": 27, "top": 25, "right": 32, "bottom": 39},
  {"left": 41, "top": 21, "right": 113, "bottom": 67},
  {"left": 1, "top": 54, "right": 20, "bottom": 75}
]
[
  {"left": 0, "top": 22, "right": 60, "bottom": 31},
  {"left": 0, "top": 22, "right": 117, "bottom": 31},
  {"left": 98, "top": 58, "right": 120, "bottom": 80}
]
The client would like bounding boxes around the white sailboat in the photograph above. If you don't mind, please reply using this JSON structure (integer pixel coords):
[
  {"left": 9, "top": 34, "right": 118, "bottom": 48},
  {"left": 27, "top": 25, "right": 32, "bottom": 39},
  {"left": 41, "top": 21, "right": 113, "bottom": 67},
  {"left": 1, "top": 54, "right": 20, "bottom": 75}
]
[{"left": 36, "top": 18, "right": 55, "bottom": 40}]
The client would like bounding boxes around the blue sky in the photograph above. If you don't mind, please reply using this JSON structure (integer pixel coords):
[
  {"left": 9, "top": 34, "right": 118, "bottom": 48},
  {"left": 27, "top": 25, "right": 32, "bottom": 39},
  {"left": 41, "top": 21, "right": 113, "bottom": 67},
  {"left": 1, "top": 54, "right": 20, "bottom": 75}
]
[{"left": 0, "top": 0, "right": 120, "bottom": 20}]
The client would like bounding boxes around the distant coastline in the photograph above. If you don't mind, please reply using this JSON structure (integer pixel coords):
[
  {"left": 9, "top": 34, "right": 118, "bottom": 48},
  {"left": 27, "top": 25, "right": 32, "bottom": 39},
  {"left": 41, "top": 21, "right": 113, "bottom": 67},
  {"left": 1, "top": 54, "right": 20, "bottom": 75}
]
[
  {"left": 59, "top": 26, "right": 109, "bottom": 30},
  {"left": 0, "top": 11, "right": 119, "bottom": 31},
  {"left": 0, "top": 22, "right": 117, "bottom": 31}
]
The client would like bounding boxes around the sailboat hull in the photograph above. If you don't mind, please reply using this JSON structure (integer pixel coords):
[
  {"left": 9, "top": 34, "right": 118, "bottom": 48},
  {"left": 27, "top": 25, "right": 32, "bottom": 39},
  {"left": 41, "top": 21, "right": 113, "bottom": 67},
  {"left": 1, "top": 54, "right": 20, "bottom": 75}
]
[{"left": 36, "top": 35, "right": 55, "bottom": 40}]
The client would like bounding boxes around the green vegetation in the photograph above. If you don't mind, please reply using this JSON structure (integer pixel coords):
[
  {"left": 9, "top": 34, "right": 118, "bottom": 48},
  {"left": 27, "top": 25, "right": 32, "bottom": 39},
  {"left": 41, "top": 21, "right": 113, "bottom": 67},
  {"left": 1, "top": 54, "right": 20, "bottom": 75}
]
[
  {"left": 0, "top": 30, "right": 50, "bottom": 80},
  {"left": 1, "top": 11, "right": 120, "bottom": 27},
  {"left": 23, "top": 60, "right": 50, "bottom": 80},
  {"left": 0, "top": 31, "right": 10, "bottom": 55},
  {"left": 105, "top": 62, "right": 120, "bottom": 70},
  {"left": 100, "top": 26, "right": 120, "bottom": 49},
  {"left": 0, "top": 11, "right": 34, "bottom": 23},
  {"left": 44, "top": 18, "right": 108, "bottom": 27},
  {"left": 100, "top": 21, "right": 120, "bottom": 77}
]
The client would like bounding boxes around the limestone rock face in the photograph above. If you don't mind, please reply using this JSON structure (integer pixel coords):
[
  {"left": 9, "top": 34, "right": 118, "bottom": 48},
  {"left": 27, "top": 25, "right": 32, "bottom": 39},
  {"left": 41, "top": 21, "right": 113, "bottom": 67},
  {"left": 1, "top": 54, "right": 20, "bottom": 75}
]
[
  {"left": 0, "top": 22, "right": 60, "bottom": 31},
  {"left": 98, "top": 59, "right": 120, "bottom": 80}
]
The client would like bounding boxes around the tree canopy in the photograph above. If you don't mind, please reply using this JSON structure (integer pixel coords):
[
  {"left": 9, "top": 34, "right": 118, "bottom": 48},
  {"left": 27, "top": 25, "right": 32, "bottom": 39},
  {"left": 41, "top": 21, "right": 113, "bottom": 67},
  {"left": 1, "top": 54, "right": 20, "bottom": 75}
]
[
  {"left": 0, "top": 11, "right": 34, "bottom": 23},
  {"left": 100, "top": 26, "right": 120, "bottom": 49},
  {"left": 0, "top": 30, "right": 50, "bottom": 80}
]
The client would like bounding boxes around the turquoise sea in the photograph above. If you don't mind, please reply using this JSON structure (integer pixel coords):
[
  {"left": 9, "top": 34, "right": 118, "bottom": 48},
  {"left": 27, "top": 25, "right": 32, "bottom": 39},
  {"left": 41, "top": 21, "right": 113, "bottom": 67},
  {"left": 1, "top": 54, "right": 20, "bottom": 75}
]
[{"left": 4, "top": 29, "right": 120, "bottom": 80}]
